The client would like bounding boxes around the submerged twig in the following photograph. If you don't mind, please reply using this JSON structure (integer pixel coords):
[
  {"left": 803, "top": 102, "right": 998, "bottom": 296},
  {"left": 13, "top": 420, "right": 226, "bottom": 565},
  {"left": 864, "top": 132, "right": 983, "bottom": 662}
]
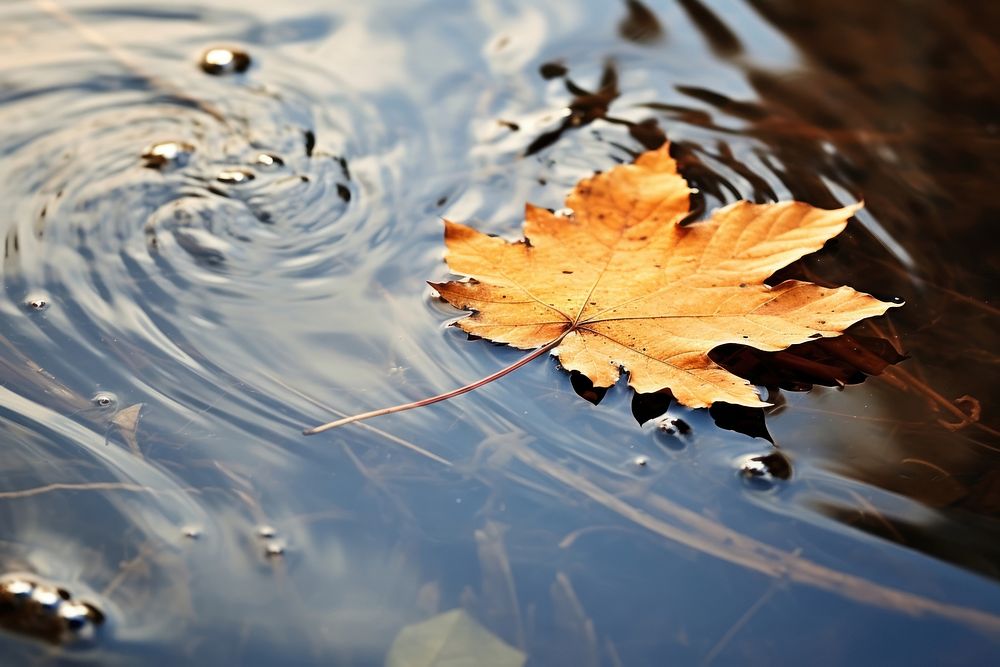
[{"left": 498, "top": 433, "right": 1000, "bottom": 633}]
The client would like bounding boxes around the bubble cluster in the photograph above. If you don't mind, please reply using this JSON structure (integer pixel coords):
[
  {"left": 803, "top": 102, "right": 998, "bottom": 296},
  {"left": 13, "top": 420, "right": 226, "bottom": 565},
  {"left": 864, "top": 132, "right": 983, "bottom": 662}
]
[
  {"left": 256, "top": 525, "right": 285, "bottom": 558},
  {"left": 24, "top": 295, "right": 49, "bottom": 311},
  {"left": 0, "top": 573, "right": 105, "bottom": 644}
]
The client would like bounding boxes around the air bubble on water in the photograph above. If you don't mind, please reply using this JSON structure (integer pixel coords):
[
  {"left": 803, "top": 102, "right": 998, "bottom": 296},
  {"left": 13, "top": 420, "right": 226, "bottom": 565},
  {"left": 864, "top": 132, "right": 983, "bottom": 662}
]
[
  {"left": 653, "top": 419, "right": 686, "bottom": 450},
  {"left": 216, "top": 168, "right": 255, "bottom": 184},
  {"left": 182, "top": 525, "right": 202, "bottom": 539},
  {"left": 141, "top": 141, "right": 194, "bottom": 169},
  {"left": 656, "top": 417, "right": 691, "bottom": 435},
  {"left": 738, "top": 454, "right": 785, "bottom": 490},
  {"left": 256, "top": 525, "right": 276, "bottom": 539},
  {"left": 25, "top": 295, "right": 49, "bottom": 311},
  {"left": 32, "top": 586, "right": 62, "bottom": 610},
  {"left": 2, "top": 578, "right": 34, "bottom": 598},
  {"left": 200, "top": 47, "right": 251, "bottom": 75},
  {"left": 58, "top": 603, "right": 92, "bottom": 630},
  {"left": 255, "top": 153, "right": 284, "bottom": 167},
  {"left": 91, "top": 392, "right": 117, "bottom": 408},
  {"left": 633, "top": 455, "right": 649, "bottom": 467},
  {"left": 264, "top": 540, "right": 286, "bottom": 558}
]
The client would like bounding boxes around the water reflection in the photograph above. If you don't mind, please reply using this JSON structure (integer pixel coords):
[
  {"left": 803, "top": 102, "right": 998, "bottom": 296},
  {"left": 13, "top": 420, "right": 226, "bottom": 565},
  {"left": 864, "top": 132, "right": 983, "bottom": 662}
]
[{"left": 0, "top": 0, "right": 998, "bottom": 663}]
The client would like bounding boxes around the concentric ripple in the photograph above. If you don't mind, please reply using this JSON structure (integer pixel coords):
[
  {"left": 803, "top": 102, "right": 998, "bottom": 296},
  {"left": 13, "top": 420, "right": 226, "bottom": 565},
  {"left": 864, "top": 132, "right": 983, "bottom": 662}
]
[
  {"left": 1, "top": 38, "right": 382, "bottom": 304},
  {"left": 0, "top": 5, "right": 399, "bottom": 648}
]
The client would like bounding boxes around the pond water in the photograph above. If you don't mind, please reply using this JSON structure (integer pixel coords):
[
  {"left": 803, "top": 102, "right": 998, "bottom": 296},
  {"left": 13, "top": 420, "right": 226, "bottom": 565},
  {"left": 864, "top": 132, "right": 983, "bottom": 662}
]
[{"left": 1, "top": 0, "right": 998, "bottom": 663}]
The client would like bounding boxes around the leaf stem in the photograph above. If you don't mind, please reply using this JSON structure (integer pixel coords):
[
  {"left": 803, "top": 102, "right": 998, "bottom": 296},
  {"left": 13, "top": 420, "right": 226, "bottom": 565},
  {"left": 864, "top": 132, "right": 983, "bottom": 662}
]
[{"left": 303, "top": 335, "right": 566, "bottom": 435}]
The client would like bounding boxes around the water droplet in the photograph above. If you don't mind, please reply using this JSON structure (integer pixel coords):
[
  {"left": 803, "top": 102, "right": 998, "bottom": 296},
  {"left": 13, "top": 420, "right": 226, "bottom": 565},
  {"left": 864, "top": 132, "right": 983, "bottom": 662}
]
[
  {"left": 255, "top": 153, "right": 284, "bottom": 167},
  {"left": 142, "top": 141, "right": 194, "bottom": 169},
  {"left": 91, "top": 392, "right": 117, "bottom": 408},
  {"left": 256, "top": 525, "right": 276, "bottom": 539},
  {"left": 264, "top": 540, "right": 285, "bottom": 558},
  {"left": 216, "top": 168, "right": 255, "bottom": 184},
  {"left": 890, "top": 295, "right": 905, "bottom": 304},
  {"left": 200, "top": 47, "right": 251, "bottom": 75},
  {"left": 25, "top": 295, "right": 49, "bottom": 311}
]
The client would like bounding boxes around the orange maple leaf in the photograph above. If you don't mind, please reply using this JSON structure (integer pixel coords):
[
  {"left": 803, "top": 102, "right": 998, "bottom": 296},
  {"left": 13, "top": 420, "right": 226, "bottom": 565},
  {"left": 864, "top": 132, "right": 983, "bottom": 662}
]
[{"left": 306, "top": 143, "right": 898, "bottom": 434}]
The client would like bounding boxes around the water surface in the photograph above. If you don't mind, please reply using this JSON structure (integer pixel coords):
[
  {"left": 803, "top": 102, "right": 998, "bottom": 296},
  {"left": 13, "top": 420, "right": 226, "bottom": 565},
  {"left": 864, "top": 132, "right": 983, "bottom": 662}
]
[{"left": 1, "top": 0, "right": 998, "bottom": 663}]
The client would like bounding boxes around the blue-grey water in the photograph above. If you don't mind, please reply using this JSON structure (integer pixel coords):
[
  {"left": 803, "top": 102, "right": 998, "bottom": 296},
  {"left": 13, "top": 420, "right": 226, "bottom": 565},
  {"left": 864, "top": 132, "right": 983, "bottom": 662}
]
[{"left": 1, "top": 0, "right": 998, "bottom": 663}]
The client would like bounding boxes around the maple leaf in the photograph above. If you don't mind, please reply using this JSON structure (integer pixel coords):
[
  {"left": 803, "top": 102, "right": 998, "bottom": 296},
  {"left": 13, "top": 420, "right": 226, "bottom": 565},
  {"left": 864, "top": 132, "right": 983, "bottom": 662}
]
[
  {"left": 429, "top": 144, "right": 897, "bottom": 408},
  {"left": 305, "top": 144, "right": 898, "bottom": 434}
]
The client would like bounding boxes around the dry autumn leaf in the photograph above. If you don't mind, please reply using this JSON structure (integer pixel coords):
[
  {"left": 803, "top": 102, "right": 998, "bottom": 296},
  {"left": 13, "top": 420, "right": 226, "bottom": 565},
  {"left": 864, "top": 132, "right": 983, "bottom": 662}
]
[{"left": 305, "top": 143, "right": 898, "bottom": 434}]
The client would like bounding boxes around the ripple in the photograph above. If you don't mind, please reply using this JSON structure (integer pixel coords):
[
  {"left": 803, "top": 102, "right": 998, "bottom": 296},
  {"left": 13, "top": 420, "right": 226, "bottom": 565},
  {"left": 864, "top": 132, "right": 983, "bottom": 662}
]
[{"left": 0, "top": 8, "right": 398, "bottom": 646}]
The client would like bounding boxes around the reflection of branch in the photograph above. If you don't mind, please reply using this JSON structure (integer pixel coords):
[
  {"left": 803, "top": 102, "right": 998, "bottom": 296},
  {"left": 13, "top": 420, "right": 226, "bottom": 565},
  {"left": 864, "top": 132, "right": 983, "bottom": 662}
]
[
  {"left": 0, "top": 482, "right": 198, "bottom": 500},
  {"left": 702, "top": 580, "right": 779, "bottom": 666},
  {"left": 495, "top": 434, "right": 1000, "bottom": 633},
  {"left": 551, "top": 572, "right": 599, "bottom": 667},
  {"left": 846, "top": 489, "right": 906, "bottom": 544},
  {"left": 795, "top": 277, "right": 997, "bottom": 440},
  {"left": 475, "top": 522, "right": 526, "bottom": 650},
  {"left": 34, "top": 0, "right": 226, "bottom": 121},
  {"left": 866, "top": 255, "right": 1000, "bottom": 317},
  {"left": 101, "top": 542, "right": 157, "bottom": 598},
  {"left": 882, "top": 365, "right": 999, "bottom": 442}
]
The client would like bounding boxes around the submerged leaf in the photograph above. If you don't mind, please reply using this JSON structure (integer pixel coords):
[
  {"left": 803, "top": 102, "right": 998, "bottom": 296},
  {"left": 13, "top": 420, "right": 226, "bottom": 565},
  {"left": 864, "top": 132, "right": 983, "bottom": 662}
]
[
  {"left": 386, "top": 608, "right": 525, "bottom": 667},
  {"left": 433, "top": 143, "right": 899, "bottom": 409},
  {"left": 110, "top": 403, "right": 144, "bottom": 457}
]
